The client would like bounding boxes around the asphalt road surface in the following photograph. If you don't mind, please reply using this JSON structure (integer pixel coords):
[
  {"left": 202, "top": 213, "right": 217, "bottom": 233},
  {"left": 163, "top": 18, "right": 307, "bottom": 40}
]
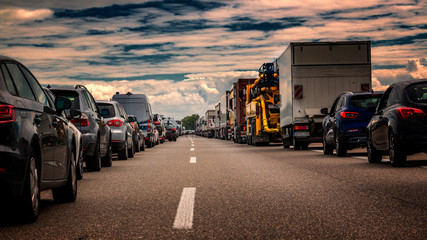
[{"left": 1, "top": 135, "right": 426, "bottom": 239}]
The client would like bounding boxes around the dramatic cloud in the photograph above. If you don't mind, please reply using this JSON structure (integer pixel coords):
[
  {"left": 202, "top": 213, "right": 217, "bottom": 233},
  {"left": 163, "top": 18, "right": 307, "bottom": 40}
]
[{"left": 0, "top": 0, "right": 426, "bottom": 119}]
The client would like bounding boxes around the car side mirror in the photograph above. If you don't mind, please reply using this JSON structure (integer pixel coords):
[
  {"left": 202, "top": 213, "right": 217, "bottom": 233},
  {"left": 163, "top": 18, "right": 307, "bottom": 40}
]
[{"left": 320, "top": 108, "right": 329, "bottom": 115}]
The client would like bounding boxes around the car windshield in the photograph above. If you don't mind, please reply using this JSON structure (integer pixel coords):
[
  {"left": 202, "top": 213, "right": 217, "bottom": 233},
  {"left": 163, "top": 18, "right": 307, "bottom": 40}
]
[
  {"left": 97, "top": 103, "right": 115, "bottom": 118},
  {"left": 349, "top": 94, "right": 382, "bottom": 109},
  {"left": 406, "top": 82, "right": 427, "bottom": 103}
]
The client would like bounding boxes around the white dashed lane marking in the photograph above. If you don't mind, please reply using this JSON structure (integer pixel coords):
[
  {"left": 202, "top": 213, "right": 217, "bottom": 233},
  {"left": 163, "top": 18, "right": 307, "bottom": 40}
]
[
  {"left": 190, "top": 157, "right": 196, "bottom": 163},
  {"left": 173, "top": 187, "right": 196, "bottom": 229}
]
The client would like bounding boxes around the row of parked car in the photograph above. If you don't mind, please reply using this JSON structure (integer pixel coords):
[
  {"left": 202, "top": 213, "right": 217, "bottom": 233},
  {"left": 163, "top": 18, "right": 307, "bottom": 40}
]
[{"left": 0, "top": 56, "right": 182, "bottom": 223}]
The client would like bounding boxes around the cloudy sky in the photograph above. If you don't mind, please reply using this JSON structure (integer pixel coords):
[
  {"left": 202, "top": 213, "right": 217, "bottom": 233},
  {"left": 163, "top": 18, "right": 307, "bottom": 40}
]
[{"left": 0, "top": 0, "right": 426, "bottom": 119}]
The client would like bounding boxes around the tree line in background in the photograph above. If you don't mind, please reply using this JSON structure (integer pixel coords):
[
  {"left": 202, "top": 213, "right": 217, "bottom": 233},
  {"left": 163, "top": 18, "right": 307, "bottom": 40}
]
[{"left": 182, "top": 114, "right": 199, "bottom": 130}]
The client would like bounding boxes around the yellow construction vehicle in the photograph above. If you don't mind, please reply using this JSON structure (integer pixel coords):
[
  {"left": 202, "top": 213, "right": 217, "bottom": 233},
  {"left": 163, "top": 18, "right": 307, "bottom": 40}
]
[{"left": 246, "top": 62, "right": 282, "bottom": 146}]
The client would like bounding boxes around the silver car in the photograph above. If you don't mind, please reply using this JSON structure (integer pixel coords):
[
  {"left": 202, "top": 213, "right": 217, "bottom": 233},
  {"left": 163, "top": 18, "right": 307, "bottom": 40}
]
[{"left": 96, "top": 100, "right": 135, "bottom": 160}]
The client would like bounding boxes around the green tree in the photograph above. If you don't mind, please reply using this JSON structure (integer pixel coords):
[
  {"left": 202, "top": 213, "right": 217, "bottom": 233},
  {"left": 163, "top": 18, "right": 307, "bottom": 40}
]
[{"left": 182, "top": 114, "right": 199, "bottom": 130}]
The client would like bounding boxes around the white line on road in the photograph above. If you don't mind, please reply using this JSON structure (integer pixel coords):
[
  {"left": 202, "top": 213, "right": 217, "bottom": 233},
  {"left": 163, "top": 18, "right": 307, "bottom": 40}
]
[
  {"left": 190, "top": 148, "right": 194, "bottom": 151},
  {"left": 173, "top": 187, "right": 196, "bottom": 229},
  {"left": 190, "top": 157, "right": 196, "bottom": 163},
  {"left": 191, "top": 144, "right": 194, "bottom": 147}
]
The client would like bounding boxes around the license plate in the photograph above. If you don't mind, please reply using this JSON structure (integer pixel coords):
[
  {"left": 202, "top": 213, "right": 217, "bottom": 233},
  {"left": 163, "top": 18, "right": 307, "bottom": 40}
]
[{"left": 294, "top": 132, "right": 310, "bottom": 137}]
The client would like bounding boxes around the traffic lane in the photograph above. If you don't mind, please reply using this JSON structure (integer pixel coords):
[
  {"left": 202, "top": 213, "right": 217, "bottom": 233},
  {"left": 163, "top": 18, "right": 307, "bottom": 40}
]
[
  {"left": 0, "top": 136, "right": 197, "bottom": 239},
  {"left": 178, "top": 137, "right": 426, "bottom": 239}
]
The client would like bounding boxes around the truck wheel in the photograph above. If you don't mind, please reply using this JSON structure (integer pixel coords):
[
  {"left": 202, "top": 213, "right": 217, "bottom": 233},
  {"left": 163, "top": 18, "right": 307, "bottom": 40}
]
[
  {"left": 293, "top": 138, "right": 301, "bottom": 150},
  {"left": 335, "top": 134, "right": 347, "bottom": 157},
  {"left": 53, "top": 147, "right": 77, "bottom": 203},
  {"left": 389, "top": 133, "right": 406, "bottom": 167}
]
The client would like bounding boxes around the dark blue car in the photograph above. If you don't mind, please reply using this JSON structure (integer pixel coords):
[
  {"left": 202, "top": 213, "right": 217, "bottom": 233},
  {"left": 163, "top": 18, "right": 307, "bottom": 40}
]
[{"left": 322, "top": 91, "right": 383, "bottom": 156}]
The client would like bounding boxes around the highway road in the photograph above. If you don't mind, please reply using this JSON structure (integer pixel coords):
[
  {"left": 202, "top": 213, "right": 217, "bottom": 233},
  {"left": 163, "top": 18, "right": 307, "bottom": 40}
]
[{"left": 1, "top": 135, "right": 426, "bottom": 239}]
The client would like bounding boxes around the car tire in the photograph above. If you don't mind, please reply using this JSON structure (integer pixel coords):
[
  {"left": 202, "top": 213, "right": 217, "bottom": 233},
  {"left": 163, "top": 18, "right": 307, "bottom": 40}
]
[
  {"left": 367, "top": 135, "right": 382, "bottom": 163},
  {"left": 128, "top": 138, "right": 135, "bottom": 158},
  {"left": 323, "top": 135, "right": 333, "bottom": 155},
  {"left": 53, "top": 147, "right": 77, "bottom": 203},
  {"left": 86, "top": 140, "right": 101, "bottom": 172},
  {"left": 118, "top": 139, "right": 128, "bottom": 160},
  {"left": 335, "top": 134, "right": 347, "bottom": 157},
  {"left": 140, "top": 139, "right": 145, "bottom": 151},
  {"left": 101, "top": 143, "right": 112, "bottom": 167},
  {"left": 389, "top": 133, "right": 407, "bottom": 167},
  {"left": 19, "top": 148, "right": 40, "bottom": 223},
  {"left": 76, "top": 144, "right": 84, "bottom": 180},
  {"left": 135, "top": 137, "right": 141, "bottom": 153}
]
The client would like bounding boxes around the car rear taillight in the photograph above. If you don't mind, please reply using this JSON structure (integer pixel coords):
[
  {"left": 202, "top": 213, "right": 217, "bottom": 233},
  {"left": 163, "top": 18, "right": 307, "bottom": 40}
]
[
  {"left": 130, "top": 122, "right": 136, "bottom": 129},
  {"left": 147, "top": 119, "right": 151, "bottom": 131},
  {"left": 171, "top": 128, "right": 176, "bottom": 131},
  {"left": 154, "top": 121, "right": 160, "bottom": 125},
  {"left": 243, "top": 126, "right": 246, "bottom": 131},
  {"left": 396, "top": 107, "right": 426, "bottom": 119},
  {"left": 107, "top": 119, "right": 123, "bottom": 127},
  {"left": 340, "top": 111, "right": 359, "bottom": 119},
  {"left": 0, "top": 105, "right": 15, "bottom": 124},
  {"left": 294, "top": 125, "right": 308, "bottom": 130},
  {"left": 71, "top": 112, "right": 89, "bottom": 126}
]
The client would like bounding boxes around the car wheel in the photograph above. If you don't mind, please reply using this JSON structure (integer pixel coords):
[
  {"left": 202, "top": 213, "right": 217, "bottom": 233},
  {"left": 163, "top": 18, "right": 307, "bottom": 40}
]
[
  {"left": 128, "top": 138, "right": 135, "bottom": 158},
  {"left": 389, "top": 133, "right": 407, "bottom": 167},
  {"left": 367, "top": 134, "right": 382, "bottom": 163},
  {"left": 323, "top": 135, "right": 333, "bottom": 155},
  {"left": 147, "top": 138, "right": 152, "bottom": 148},
  {"left": 335, "top": 134, "right": 347, "bottom": 157},
  {"left": 53, "top": 147, "right": 77, "bottom": 203},
  {"left": 19, "top": 148, "right": 40, "bottom": 223},
  {"left": 76, "top": 145, "right": 83, "bottom": 180},
  {"left": 101, "top": 143, "right": 112, "bottom": 167},
  {"left": 140, "top": 139, "right": 145, "bottom": 151},
  {"left": 87, "top": 140, "right": 101, "bottom": 171},
  {"left": 135, "top": 137, "right": 141, "bottom": 153},
  {"left": 118, "top": 139, "right": 128, "bottom": 160}
]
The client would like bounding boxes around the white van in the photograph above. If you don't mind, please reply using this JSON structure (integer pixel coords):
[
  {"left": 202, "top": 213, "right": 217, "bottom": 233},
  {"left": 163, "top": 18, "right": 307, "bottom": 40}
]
[{"left": 112, "top": 92, "right": 156, "bottom": 148}]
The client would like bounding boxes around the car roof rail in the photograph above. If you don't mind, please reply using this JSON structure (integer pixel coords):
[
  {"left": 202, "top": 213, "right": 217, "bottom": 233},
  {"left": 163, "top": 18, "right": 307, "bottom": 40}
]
[{"left": 75, "top": 85, "right": 88, "bottom": 90}]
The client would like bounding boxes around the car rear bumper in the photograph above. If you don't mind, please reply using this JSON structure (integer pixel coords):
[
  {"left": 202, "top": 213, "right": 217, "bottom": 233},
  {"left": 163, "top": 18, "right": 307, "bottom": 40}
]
[
  {"left": 111, "top": 140, "right": 126, "bottom": 152},
  {"left": 0, "top": 150, "right": 27, "bottom": 198}
]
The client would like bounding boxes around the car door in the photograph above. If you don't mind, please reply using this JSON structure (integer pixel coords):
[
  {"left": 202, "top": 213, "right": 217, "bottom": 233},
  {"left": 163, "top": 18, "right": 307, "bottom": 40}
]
[
  {"left": 84, "top": 90, "right": 108, "bottom": 154},
  {"left": 370, "top": 88, "right": 396, "bottom": 150},
  {"left": 21, "top": 65, "right": 70, "bottom": 180},
  {"left": 324, "top": 95, "right": 343, "bottom": 144}
]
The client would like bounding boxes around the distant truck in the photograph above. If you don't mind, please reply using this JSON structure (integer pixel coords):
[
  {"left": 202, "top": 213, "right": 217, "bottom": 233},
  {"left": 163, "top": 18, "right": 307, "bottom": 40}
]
[
  {"left": 219, "top": 91, "right": 231, "bottom": 140},
  {"left": 204, "top": 110, "right": 216, "bottom": 138},
  {"left": 278, "top": 41, "right": 372, "bottom": 150},
  {"left": 232, "top": 78, "right": 256, "bottom": 143},
  {"left": 214, "top": 102, "right": 221, "bottom": 138}
]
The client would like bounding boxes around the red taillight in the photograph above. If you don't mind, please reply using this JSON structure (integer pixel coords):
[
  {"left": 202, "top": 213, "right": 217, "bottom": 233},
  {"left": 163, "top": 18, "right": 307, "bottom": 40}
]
[
  {"left": 340, "top": 111, "right": 358, "bottom": 119},
  {"left": 243, "top": 126, "right": 246, "bottom": 131},
  {"left": 154, "top": 121, "right": 160, "bottom": 125},
  {"left": 71, "top": 113, "right": 90, "bottom": 127},
  {"left": 0, "top": 105, "right": 15, "bottom": 123},
  {"left": 147, "top": 119, "right": 151, "bottom": 131},
  {"left": 294, "top": 125, "right": 308, "bottom": 130},
  {"left": 107, "top": 119, "right": 123, "bottom": 127},
  {"left": 171, "top": 128, "right": 176, "bottom": 131},
  {"left": 396, "top": 107, "right": 426, "bottom": 119},
  {"left": 0, "top": 168, "right": 6, "bottom": 172}
]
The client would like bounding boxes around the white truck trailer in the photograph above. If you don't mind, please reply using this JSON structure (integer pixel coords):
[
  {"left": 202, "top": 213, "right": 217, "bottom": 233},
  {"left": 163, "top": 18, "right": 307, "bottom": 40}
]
[{"left": 278, "top": 41, "right": 372, "bottom": 150}]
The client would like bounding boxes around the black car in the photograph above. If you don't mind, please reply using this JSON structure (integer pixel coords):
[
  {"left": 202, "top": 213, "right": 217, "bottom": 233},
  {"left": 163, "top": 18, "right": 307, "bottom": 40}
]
[
  {"left": 164, "top": 121, "right": 177, "bottom": 141},
  {"left": 367, "top": 79, "right": 427, "bottom": 167},
  {"left": 322, "top": 91, "right": 383, "bottom": 156},
  {"left": 49, "top": 85, "right": 112, "bottom": 171},
  {"left": 0, "top": 56, "right": 77, "bottom": 222}
]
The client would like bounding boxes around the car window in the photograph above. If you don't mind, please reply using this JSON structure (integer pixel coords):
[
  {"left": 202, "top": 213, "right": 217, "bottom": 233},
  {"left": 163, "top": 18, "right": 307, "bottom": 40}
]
[
  {"left": 97, "top": 103, "right": 115, "bottom": 118},
  {"left": 119, "top": 105, "right": 127, "bottom": 118},
  {"left": 386, "top": 88, "right": 399, "bottom": 107},
  {"left": 6, "top": 63, "right": 36, "bottom": 101},
  {"left": 51, "top": 90, "right": 80, "bottom": 110},
  {"left": 406, "top": 82, "right": 427, "bottom": 103},
  {"left": 330, "top": 96, "right": 340, "bottom": 113},
  {"left": 86, "top": 92, "right": 99, "bottom": 113},
  {"left": 349, "top": 94, "right": 382, "bottom": 109},
  {"left": 1, "top": 64, "right": 18, "bottom": 95},
  {"left": 43, "top": 88, "right": 56, "bottom": 109},
  {"left": 20, "top": 66, "right": 49, "bottom": 106},
  {"left": 377, "top": 88, "right": 392, "bottom": 111},
  {"left": 81, "top": 91, "right": 93, "bottom": 110}
]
